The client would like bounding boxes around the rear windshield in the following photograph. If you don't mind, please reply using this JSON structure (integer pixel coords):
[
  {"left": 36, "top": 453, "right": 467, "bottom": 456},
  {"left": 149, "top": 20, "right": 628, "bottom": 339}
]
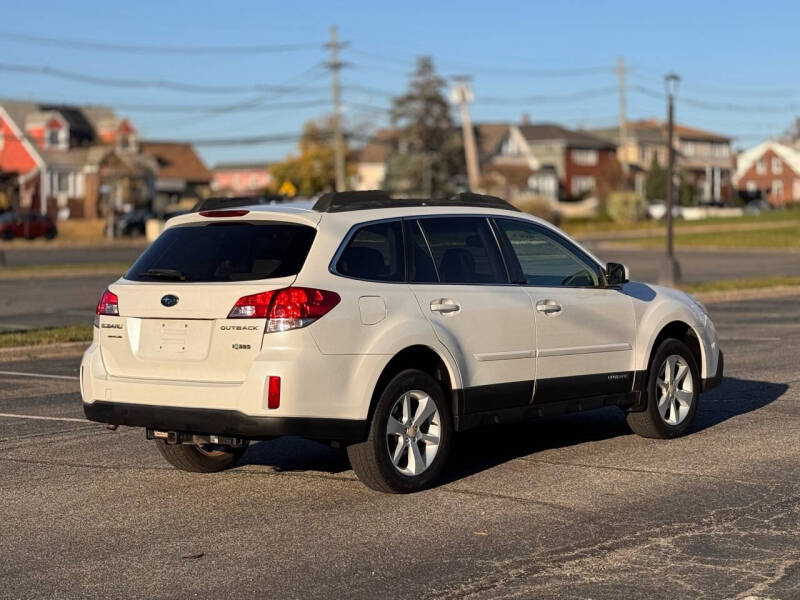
[{"left": 125, "top": 221, "right": 316, "bottom": 282}]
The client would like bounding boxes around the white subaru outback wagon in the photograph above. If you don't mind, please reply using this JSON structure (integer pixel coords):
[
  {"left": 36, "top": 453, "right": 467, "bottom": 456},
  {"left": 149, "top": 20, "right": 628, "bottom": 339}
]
[{"left": 82, "top": 191, "right": 723, "bottom": 493}]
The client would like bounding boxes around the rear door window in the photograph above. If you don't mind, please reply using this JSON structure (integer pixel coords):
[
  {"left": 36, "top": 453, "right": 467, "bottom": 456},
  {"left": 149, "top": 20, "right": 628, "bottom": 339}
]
[
  {"left": 125, "top": 221, "right": 316, "bottom": 282},
  {"left": 406, "top": 220, "right": 438, "bottom": 283},
  {"left": 336, "top": 220, "right": 405, "bottom": 282},
  {"left": 418, "top": 217, "right": 508, "bottom": 284}
]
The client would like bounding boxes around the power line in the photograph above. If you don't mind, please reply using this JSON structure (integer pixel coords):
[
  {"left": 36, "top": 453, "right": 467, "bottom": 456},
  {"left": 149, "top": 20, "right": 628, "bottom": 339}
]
[
  {"left": 630, "top": 69, "right": 800, "bottom": 98},
  {"left": 632, "top": 85, "right": 800, "bottom": 113},
  {"left": 0, "top": 62, "right": 325, "bottom": 94},
  {"left": 477, "top": 87, "right": 617, "bottom": 105},
  {"left": 105, "top": 98, "right": 330, "bottom": 113},
  {"left": 178, "top": 132, "right": 306, "bottom": 146},
  {"left": 0, "top": 30, "right": 321, "bottom": 54},
  {"left": 170, "top": 130, "right": 376, "bottom": 147},
  {"left": 347, "top": 47, "right": 612, "bottom": 77}
]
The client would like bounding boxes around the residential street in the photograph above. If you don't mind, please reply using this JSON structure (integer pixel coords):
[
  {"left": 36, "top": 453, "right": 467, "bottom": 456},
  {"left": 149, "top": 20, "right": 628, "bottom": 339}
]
[
  {"left": 0, "top": 245, "right": 798, "bottom": 331},
  {"left": 1, "top": 294, "right": 798, "bottom": 599}
]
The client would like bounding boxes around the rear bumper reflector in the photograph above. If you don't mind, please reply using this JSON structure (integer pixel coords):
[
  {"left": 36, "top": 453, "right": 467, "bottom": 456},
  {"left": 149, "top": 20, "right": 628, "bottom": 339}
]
[{"left": 267, "top": 376, "right": 281, "bottom": 409}]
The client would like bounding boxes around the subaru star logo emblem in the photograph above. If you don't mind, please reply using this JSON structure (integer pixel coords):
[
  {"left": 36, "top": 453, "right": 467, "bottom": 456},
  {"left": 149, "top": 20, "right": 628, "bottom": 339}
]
[{"left": 161, "top": 294, "right": 179, "bottom": 307}]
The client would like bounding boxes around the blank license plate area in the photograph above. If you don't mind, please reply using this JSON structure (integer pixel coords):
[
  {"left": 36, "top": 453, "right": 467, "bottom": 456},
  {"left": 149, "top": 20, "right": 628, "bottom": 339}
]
[{"left": 136, "top": 319, "right": 214, "bottom": 361}]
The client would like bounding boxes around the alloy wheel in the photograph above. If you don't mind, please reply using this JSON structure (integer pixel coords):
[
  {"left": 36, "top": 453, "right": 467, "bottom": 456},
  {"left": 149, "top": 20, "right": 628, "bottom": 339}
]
[
  {"left": 656, "top": 354, "right": 694, "bottom": 426},
  {"left": 386, "top": 390, "right": 441, "bottom": 476}
]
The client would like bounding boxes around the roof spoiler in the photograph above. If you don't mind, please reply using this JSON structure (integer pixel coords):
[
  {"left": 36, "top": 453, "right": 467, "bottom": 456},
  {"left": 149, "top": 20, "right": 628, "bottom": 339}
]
[{"left": 191, "top": 195, "right": 286, "bottom": 212}]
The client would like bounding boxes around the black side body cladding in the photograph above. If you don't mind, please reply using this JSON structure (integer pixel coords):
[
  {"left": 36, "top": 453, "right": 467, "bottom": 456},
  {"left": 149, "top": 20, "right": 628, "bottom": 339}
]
[{"left": 452, "top": 371, "right": 648, "bottom": 431}]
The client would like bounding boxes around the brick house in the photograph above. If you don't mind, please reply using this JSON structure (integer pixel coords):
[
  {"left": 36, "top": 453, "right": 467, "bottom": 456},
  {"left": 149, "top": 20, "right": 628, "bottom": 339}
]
[
  {"left": 733, "top": 141, "right": 800, "bottom": 206},
  {"left": 0, "top": 99, "right": 209, "bottom": 219},
  {"left": 141, "top": 141, "right": 212, "bottom": 212},
  {"left": 591, "top": 120, "right": 733, "bottom": 203},
  {"left": 517, "top": 124, "right": 618, "bottom": 200},
  {"left": 212, "top": 162, "right": 272, "bottom": 195},
  {"left": 353, "top": 122, "right": 618, "bottom": 204},
  {"left": 482, "top": 123, "right": 618, "bottom": 202}
]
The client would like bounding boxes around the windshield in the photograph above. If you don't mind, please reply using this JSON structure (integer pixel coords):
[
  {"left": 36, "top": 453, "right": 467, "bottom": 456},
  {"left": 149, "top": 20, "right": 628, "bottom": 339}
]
[{"left": 125, "top": 221, "right": 316, "bottom": 283}]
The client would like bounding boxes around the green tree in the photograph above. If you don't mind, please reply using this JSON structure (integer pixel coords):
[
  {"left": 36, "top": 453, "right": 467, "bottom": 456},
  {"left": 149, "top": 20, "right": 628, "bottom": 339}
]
[
  {"left": 383, "top": 56, "right": 464, "bottom": 196},
  {"left": 644, "top": 154, "right": 666, "bottom": 201},
  {"left": 678, "top": 169, "right": 697, "bottom": 206},
  {"left": 269, "top": 119, "right": 353, "bottom": 196}
]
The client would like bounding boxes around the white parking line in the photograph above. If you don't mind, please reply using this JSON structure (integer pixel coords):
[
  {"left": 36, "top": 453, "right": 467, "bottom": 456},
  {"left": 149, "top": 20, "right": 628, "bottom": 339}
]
[
  {"left": 0, "top": 412, "right": 87, "bottom": 422},
  {"left": 0, "top": 370, "right": 79, "bottom": 381}
]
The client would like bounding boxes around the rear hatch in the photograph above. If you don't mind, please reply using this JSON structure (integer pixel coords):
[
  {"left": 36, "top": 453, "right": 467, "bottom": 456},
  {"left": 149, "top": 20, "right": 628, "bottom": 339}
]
[{"left": 99, "top": 217, "right": 317, "bottom": 383}]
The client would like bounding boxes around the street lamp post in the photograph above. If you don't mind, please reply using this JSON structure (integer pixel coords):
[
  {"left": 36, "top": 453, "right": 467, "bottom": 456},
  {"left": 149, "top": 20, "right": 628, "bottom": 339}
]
[{"left": 659, "top": 72, "right": 682, "bottom": 286}]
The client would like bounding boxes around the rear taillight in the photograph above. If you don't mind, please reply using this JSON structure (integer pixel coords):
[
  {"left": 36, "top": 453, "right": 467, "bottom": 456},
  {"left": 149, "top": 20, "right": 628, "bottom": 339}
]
[
  {"left": 96, "top": 289, "right": 119, "bottom": 316},
  {"left": 228, "top": 287, "right": 340, "bottom": 332},
  {"left": 228, "top": 291, "right": 275, "bottom": 318}
]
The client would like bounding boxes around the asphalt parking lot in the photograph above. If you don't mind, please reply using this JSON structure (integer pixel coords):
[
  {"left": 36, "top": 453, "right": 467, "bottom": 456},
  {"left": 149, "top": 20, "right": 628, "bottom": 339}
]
[{"left": 1, "top": 294, "right": 798, "bottom": 599}]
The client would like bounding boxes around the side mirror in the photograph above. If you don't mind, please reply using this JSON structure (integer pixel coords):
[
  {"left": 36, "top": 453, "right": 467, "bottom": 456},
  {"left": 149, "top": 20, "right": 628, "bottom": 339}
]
[{"left": 607, "top": 262, "right": 629, "bottom": 285}]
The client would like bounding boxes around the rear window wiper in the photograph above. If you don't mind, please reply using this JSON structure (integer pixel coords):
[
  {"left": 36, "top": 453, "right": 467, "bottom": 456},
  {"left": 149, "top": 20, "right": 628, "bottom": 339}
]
[{"left": 136, "top": 268, "right": 187, "bottom": 281}]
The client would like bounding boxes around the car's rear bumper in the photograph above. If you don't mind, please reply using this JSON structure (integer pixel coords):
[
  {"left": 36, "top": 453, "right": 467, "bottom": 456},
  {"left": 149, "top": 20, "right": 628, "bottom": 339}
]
[
  {"left": 80, "top": 337, "right": 387, "bottom": 424},
  {"left": 83, "top": 400, "right": 366, "bottom": 441},
  {"left": 702, "top": 350, "right": 723, "bottom": 392}
]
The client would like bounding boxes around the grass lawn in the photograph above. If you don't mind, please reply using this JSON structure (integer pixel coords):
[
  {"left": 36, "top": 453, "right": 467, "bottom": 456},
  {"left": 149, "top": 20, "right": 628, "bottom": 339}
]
[
  {"left": 562, "top": 206, "right": 800, "bottom": 236},
  {"left": 619, "top": 225, "right": 800, "bottom": 250},
  {"left": 0, "top": 324, "right": 93, "bottom": 348}
]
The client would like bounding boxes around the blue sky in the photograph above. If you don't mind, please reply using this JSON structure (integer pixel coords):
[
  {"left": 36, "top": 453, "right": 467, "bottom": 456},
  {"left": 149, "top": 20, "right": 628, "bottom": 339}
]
[{"left": 2, "top": 0, "right": 798, "bottom": 166}]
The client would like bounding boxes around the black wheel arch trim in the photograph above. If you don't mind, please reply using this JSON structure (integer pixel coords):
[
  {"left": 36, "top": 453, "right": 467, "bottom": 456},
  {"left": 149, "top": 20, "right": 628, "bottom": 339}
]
[{"left": 702, "top": 350, "right": 724, "bottom": 392}]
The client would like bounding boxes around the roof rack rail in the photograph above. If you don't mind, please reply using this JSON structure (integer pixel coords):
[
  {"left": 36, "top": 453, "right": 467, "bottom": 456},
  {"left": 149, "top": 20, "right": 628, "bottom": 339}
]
[{"left": 311, "top": 190, "right": 519, "bottom": 213}]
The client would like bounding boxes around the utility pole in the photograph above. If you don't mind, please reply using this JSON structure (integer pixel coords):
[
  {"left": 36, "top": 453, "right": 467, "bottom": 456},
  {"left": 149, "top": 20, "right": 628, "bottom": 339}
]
[
  {"left": 327, "top": 25, "right": 347, "bottom": 192},
  {"left": 451, "top": 76, "right": 480, "bottom": 193},
  {"left": 616, "top": 56, "right": 629, "bottom": 175},
  {"left": 659, "top": 73, "right": 682, "bottom": 286}
]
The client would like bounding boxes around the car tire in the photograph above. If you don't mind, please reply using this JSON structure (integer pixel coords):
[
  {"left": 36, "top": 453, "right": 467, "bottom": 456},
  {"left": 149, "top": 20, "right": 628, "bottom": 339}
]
[
  {"left": 626, "top": 338, "right": 700, "bottom": 439},
  {"left": 155, "top": 440, "right": 248, "bottom": 473},
  {"left": 347, "top": 369, "right": 452, "bottom": 493},
  {"left": 44, "top": 228, "right": 56, "bottom": 240},
  {"left": 1, "top": 230, "right": 12, "bottom": 240}
]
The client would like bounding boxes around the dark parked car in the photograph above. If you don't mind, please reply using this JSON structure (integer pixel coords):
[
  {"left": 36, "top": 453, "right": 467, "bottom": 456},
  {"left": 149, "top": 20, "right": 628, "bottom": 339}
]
[
  {"left": 0, "top": 212, "right": 58, "bottom": 241},
  {"left": 108, "top": 208, "right": 190, "bottom": 238},
  {"left": 111, "top": 208, "right": 154, "bottom": 237}
]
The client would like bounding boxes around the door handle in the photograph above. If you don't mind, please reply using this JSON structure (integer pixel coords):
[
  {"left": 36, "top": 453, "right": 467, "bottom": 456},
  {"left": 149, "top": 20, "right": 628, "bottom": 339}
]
[
  {"left": 536, "top": 300, "right": 562, "bottom": 315},
  {"left": 430, "top": 299, "right": 461, "bottom": 314}
]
